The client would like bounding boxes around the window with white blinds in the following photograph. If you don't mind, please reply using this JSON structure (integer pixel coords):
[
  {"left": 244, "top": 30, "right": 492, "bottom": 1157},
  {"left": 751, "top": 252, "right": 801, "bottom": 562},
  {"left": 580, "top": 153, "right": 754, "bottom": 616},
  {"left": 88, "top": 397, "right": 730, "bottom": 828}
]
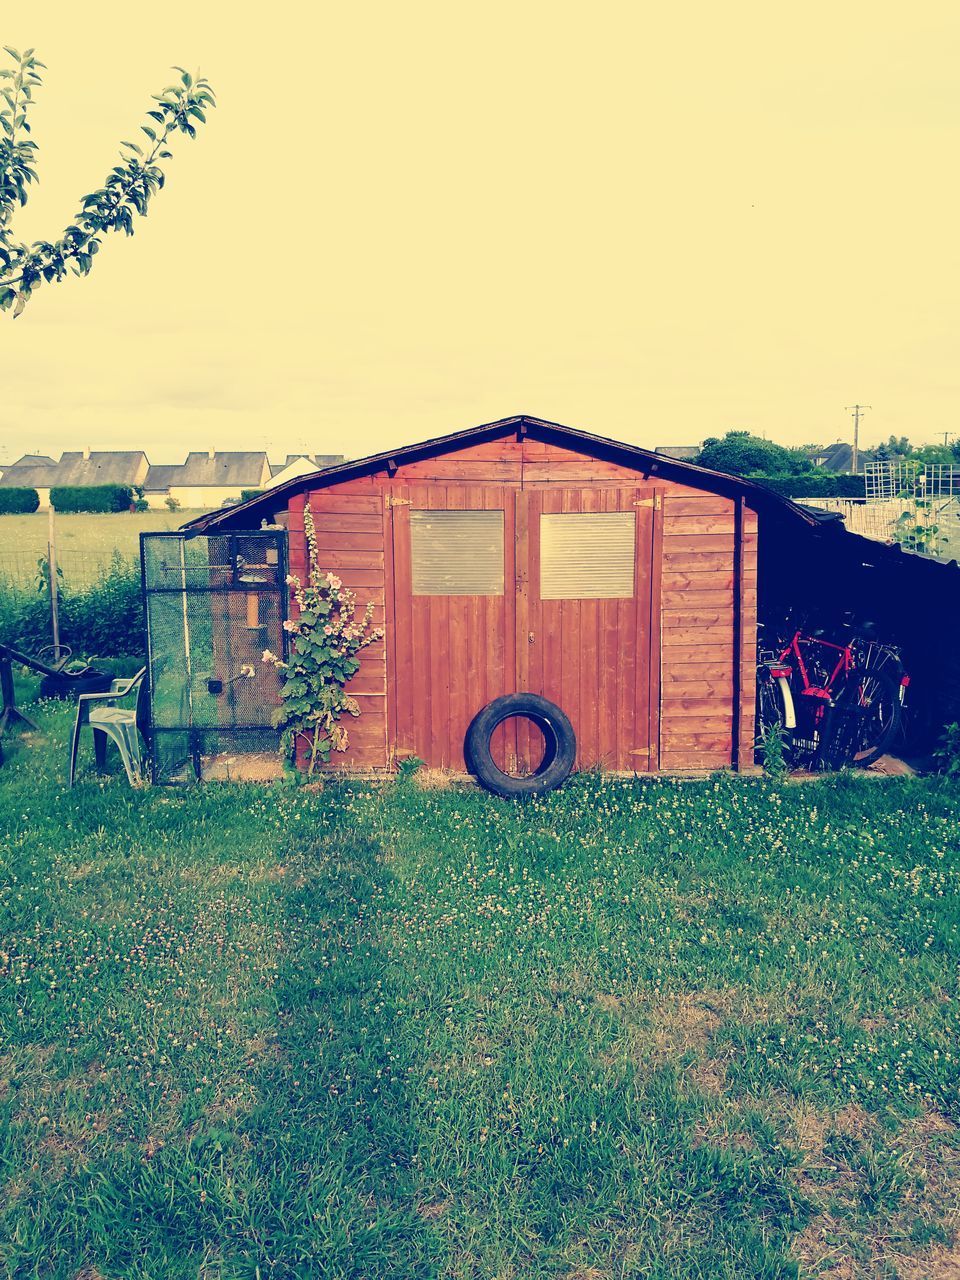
[
  {"left": 539, "top": 511, "right": 635, "bottom": 599},
  {"left": 410, "top": 509, "right": 505, "bottom": 595}
]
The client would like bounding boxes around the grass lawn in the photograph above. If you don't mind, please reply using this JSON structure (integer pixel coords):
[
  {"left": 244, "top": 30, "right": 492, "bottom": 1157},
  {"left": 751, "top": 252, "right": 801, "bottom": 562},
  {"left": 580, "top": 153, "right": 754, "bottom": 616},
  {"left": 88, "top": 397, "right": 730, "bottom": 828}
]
[
  {"left": 0, "top": 700, "right": 958, "bottom": 1279},
  {"left": 0, "top": 512, "right": 210, "bottom": 589}
]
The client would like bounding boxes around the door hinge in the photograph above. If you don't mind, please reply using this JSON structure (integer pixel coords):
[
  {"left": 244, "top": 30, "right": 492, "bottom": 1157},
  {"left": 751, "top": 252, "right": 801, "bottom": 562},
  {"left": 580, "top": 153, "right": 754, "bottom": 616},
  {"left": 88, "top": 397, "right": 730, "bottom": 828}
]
[
  {"left": 633, "top": 497, "right": 654, "bottom": 507},
  {"left": 384, "top": 495, "right": 411, "bottom": 508}
]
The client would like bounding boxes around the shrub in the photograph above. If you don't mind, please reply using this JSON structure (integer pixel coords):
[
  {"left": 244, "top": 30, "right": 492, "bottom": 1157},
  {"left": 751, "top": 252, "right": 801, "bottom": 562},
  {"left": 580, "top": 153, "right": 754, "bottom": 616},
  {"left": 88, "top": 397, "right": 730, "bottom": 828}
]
[
  {"left": 751, "top": 474, "right": 866, "bottom": 499},
  {"left": 932, "top": 723, "right": 960, "bottom": 779},
  {"left": 240, "top": 489, "right": 263, "bottom": 502},
  {"left": 0, "top": 487, "right": 40, "bottom": 514},
  {"left": 0, "top": 551, "right": 143, "bottom": 659},
  {"left": 50, "top": 484, "right": 134, "bottom": 513},
  {"left": 164, "top": 495, "right": 181, "bottom": 512}
]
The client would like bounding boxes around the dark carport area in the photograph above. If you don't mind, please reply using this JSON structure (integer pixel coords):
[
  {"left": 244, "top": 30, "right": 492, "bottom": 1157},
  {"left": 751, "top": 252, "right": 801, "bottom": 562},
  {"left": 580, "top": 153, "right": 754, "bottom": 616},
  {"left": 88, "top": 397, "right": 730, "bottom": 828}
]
[{"left": 756, "top": 501, "right": 960, "bottom": 753}]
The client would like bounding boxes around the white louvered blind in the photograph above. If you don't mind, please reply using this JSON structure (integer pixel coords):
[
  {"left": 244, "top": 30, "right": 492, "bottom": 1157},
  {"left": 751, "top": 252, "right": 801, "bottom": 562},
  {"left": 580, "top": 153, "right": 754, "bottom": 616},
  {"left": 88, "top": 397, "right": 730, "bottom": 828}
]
[
  {"left": 539, "top": 512, "right": 635, "bottom": 599},
  {"left": 410, "top": 509, "right": 505, "bottom": 595}
]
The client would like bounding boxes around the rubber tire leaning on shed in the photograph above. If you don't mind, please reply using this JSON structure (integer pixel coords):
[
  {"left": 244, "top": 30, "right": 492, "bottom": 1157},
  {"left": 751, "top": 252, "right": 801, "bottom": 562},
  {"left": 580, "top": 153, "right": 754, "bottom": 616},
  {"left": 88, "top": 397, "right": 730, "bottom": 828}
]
[{"left": 465, "top": 693, "right": 576, "bottom": 798}]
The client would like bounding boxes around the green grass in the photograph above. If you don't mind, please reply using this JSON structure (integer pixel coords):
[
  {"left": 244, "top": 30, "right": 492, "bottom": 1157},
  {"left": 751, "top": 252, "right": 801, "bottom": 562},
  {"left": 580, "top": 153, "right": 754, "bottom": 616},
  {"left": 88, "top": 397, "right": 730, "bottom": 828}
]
[
  {"left": 0, "top": 512, "right": 209, "bottom": 589},
  {"left": 1, "top": 701, "right": 958, "bottom": 1279}
]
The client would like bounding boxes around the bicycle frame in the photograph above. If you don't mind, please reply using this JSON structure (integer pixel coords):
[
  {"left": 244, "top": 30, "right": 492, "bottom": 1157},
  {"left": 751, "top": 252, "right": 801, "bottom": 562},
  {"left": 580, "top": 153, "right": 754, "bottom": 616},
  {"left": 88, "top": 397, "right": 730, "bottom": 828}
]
[{"left": 779, "top": 631, "right": 854, "bottom": 701}]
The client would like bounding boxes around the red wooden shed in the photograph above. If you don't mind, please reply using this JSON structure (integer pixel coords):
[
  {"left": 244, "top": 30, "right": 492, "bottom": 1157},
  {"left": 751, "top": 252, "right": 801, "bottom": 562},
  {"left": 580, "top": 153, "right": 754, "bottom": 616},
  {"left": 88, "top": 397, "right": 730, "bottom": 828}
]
[{"left": 186, "top": 415, "right": 766, "bottom": 775}]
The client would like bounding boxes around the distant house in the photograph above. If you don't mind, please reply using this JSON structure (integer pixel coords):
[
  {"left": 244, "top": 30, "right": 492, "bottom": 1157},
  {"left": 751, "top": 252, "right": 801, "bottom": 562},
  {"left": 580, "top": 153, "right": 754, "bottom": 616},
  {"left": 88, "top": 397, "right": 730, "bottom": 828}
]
[
  {"left": 264, "top": 453, "right": 345, "bottom": 491},
  {"left": 0, "top": 449, "right": 147, "bottom": 509},
  {"left": 143, "top": 451, "right": 272, "bottom": 510},
  {"left": 808, "top": 442, "right": 876, "bottom": 475},
  {"left": 1, "top": 446, "right": 345, "bottom": 511}
]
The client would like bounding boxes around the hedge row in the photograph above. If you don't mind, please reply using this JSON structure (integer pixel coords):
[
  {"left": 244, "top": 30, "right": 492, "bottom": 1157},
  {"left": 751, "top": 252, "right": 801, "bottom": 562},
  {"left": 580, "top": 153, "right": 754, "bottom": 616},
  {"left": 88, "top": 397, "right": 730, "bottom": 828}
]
[
  {"left": 750, "top": 473, "right": 867, "bottom": 499},
  {"left": 0, "top": 487, "right": 40, "bottom": 514},
  {"left": 0, "top": 554, "right": 144, "bottom": 659},
  {"left": 48, "top": 484, "right": 135, "bottom": 513}
]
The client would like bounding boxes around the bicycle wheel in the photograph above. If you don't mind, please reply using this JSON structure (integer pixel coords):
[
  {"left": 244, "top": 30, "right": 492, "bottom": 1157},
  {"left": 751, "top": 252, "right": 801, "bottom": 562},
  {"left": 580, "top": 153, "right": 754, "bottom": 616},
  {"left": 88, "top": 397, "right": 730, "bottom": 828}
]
[
  {"left": 755, "top": 669, "right": 794, "bottom": 763},
  {"left": 823, "top": 666, "right": 901, "bottom": 769}
]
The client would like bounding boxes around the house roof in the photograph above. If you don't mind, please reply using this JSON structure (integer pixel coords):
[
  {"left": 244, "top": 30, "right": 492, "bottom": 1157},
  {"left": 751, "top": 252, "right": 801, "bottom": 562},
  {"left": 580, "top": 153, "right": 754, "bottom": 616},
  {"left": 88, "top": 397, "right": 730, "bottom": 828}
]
[
  {"left": 51, "top": 451, "right": 148, "bottom": 487},
  {"left": 10, "top": 454, "right": 55, "bottom": 468},
  {"left": 182, "top": 414, "right": 825, "bottom": 535},
  {"left": 269, "top": 453, "right": 346, "bottom": 477},
  {"left": 812, "top": 442, "right": 877, "bottom": 475},
  {"left": 143, "top": 464, "right": 182, "bottom": 491},
  {"left": 176, "top": 452, "right": 269, "bottom": 487},
  {"left": 1, "top": 451, "right": 147, "bottom": 488},
  {"left": 0, "top": 463, "right": 58, "bottom": 487}
]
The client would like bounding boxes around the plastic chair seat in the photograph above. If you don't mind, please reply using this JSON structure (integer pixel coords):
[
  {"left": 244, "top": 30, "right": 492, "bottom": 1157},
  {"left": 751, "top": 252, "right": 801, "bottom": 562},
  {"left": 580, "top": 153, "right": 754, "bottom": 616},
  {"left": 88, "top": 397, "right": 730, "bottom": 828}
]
[
  {"left": 68, "top": 668, "right": 148, "bottom": 787},
  {"left": 89, "top": 706, "right": 137, "bottom": 727}
]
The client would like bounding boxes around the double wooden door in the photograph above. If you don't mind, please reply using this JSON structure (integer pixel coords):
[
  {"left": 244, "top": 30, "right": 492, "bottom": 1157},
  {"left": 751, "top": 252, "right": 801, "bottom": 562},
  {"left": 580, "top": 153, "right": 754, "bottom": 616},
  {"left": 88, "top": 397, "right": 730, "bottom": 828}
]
[{"left": 389, "top": 484, "right": 659, "bottom": 772}]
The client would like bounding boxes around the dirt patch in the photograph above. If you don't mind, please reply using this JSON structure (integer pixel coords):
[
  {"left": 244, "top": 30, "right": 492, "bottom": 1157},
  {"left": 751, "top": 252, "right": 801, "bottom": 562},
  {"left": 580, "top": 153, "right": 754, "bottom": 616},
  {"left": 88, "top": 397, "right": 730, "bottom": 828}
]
[
  {"left": 416, "top": 1199, "right": 450, "bottom": 1220},
  {"left": 687, "top": 1058, "right": 727, "bottom": 1096},
  {"left": 789, "top": 1105, "right": 960, "bottom": 1279},
  {"left": 867, "top": 754, "right": 917, "bottom": 777},
  {"left": 200, "top": 753, "right": 283, "bottom": 783},
  {"left": 414, "top": 768, "right": 456, "bottom": 790},
  {"left": 652, "top": 992, "right": 728, "bottom": 1057}
]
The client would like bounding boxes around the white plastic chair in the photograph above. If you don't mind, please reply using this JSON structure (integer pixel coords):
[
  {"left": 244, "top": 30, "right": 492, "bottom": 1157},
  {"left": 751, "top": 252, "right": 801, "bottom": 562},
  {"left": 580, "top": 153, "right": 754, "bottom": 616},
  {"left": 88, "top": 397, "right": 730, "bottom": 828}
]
[{"left": 68, "top": 667, "right": 149, "bottom": 787}]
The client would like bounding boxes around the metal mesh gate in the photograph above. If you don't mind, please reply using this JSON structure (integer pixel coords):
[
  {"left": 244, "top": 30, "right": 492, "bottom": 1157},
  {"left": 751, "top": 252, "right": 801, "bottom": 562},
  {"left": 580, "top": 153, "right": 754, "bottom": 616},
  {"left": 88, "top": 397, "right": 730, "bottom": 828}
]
[{"left": 140, "top": 530, "right": 288, "bottom": 781}]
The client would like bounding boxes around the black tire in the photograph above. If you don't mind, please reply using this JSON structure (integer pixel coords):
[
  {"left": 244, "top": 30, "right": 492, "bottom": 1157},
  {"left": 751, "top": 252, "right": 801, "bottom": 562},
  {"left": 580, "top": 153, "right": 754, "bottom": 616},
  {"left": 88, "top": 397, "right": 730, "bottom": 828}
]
[
  {"left": 823, "top": 666, "right": 901, "bottom": 770},
  {"left": 38, "top": 670, "right": 112, "bottom": 700},
  {"left": 464, "top": 693, "right": 576, "bottom": 798}
]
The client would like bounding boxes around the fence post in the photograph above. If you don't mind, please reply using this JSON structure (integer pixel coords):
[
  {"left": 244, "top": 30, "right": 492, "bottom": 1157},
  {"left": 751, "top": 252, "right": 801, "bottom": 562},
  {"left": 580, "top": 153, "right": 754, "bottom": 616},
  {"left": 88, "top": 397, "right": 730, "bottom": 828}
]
[{"left": 47, "top": 503, "right": 61, "bottom": 661}]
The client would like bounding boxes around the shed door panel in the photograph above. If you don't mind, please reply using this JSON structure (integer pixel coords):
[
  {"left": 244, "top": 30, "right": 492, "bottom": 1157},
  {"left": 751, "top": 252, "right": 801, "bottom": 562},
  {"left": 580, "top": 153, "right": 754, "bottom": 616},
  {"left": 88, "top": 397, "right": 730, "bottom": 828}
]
[
  {"left": 390, "top": 484, "right": 516, "bottom": 769},
  {"left": 517, "top": 487, "right": 658, "bottom": 772}
]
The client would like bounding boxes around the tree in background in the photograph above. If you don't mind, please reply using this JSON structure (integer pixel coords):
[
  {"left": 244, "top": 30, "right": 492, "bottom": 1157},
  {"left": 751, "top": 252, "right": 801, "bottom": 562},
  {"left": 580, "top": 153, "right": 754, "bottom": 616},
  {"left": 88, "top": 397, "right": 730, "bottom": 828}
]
[
  {"left": 695, "top": 430, "right": 813, "bottom": 478},
  {"left": 0, "top": 47, "right": 214, "bottom": 316},
  {"left": 873, "top": 435, "right": 914, "bottom": 461}
]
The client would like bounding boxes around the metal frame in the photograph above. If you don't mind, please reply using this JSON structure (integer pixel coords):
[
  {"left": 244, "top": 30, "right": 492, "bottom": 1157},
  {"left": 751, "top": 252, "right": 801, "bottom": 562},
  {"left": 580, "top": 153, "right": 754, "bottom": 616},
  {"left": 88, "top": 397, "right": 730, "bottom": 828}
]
[{"left": 139, "top": 529, "right": 288, "bottom": 782}]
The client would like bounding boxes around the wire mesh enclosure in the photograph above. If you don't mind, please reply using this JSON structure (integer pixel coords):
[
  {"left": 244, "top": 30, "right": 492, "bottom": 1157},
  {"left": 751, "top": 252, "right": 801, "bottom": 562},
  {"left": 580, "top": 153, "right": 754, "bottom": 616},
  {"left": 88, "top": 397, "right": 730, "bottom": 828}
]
[{"left": 140, "top": 530, "right": 288, "bottom": 781}]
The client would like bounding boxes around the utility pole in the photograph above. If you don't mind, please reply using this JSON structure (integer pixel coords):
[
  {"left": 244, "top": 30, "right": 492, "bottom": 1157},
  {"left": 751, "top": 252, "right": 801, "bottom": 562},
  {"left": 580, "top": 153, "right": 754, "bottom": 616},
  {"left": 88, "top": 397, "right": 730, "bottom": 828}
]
[{"left": 846, "top": 404, "right": 871, "bottom": 474}]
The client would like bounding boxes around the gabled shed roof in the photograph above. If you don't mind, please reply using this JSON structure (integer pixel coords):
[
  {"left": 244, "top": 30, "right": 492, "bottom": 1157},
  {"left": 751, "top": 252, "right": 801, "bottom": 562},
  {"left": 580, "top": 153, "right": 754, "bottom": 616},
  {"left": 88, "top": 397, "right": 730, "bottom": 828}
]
[{"left": 182, "top": 414, "right": 823, "bottom": 534}]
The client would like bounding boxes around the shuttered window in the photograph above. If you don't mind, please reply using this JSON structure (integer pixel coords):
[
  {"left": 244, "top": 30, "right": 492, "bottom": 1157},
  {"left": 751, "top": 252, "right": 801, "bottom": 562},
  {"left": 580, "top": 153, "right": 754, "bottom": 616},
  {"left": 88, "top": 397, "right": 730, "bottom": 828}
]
[
  {"left": 410, "top": 509, "right": 504, "bottom": 595},
  {"left": 540, "top": 512, "right": 635, "bottom": 599}
]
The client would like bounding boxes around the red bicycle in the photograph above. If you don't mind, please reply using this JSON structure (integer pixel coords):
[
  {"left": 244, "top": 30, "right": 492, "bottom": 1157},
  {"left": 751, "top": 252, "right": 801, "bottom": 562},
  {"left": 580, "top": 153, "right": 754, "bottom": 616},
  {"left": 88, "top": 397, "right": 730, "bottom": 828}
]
[{"left": 757, "top": 624, "right": 903, "bottom": 769}]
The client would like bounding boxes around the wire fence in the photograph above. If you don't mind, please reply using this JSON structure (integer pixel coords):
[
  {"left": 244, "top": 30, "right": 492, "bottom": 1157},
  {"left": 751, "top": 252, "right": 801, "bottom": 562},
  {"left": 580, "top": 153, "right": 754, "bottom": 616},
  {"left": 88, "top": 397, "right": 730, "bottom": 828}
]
[{"left": 0, "top": 546, "right": 139, "bottom": 592}]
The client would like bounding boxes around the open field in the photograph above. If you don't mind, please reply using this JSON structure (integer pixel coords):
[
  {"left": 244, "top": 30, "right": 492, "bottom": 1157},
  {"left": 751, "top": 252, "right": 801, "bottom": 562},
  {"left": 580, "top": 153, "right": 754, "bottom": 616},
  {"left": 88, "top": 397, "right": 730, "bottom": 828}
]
[
  {"left": 0, "top": 511, "right": 210, "bottom": 589},
  {"left": 0, "top": 697, "right": 958, "bottom": 1279}
]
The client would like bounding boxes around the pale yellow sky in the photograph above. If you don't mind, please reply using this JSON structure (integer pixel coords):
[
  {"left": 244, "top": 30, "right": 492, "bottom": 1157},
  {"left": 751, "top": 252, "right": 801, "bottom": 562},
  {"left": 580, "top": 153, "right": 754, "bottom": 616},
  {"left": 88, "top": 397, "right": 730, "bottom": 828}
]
[{"left": 1, "top": 2, "right": 957, "bottom": 464}]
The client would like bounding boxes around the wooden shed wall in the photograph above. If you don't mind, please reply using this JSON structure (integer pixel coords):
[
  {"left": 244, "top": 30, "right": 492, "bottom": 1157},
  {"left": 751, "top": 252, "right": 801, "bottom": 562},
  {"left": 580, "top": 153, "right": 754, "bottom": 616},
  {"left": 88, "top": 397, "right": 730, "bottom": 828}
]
[{"left": 284, "top": 438, "right": 757, "bottom": 774}]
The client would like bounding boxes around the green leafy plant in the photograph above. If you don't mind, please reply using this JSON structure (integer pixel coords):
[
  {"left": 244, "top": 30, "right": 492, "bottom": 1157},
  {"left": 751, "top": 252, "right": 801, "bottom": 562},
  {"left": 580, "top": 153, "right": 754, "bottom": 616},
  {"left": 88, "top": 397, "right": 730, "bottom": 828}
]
[
  {"left": 932, "top": 722, "right": 960, "bottom": 779},
  {"left": 888, "top": 463, "right": 947, "bottom": 557},
  {"left": 0, "top": 47, "right": 214, "bottom": 316},
  {"left": 34, "top": 553, "right": 63, "bottom": 596},
  {"left": 262, "top": 504, "right": 383, "bottom": 775},
  {"left": 164, "top": 495, "right": 181, "bottom": 512},
  {"left": 760, "top": 721, "right": 789, "bottom": 781}
]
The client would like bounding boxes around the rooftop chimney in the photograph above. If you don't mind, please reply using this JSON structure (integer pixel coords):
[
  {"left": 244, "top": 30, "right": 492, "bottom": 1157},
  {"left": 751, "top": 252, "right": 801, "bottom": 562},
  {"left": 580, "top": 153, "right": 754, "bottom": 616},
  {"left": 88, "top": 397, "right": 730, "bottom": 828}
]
[
  {"left": 208, "top": 447, "right": 215, "bottom": 461},
  {"left": 83, "top": 445, "right": 91, "bottom": 461}
]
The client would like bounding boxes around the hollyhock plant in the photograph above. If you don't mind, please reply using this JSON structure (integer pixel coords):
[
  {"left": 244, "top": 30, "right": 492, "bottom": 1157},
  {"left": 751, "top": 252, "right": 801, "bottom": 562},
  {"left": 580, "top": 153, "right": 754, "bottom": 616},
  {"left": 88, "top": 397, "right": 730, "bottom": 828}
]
[{"left": 262, "top": 504, "right": 383, "bottom": 774}]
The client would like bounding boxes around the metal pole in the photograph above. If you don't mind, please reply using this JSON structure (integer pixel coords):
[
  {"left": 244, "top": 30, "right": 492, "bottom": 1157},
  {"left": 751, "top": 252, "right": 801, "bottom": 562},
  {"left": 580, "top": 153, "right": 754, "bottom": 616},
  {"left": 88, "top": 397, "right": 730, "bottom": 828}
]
[
  {"left": 47, "top": 504, "right": 60, "bottom": 661},
  {"left": 846, "top": 404, "right": 871, "bottom": 476}
]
